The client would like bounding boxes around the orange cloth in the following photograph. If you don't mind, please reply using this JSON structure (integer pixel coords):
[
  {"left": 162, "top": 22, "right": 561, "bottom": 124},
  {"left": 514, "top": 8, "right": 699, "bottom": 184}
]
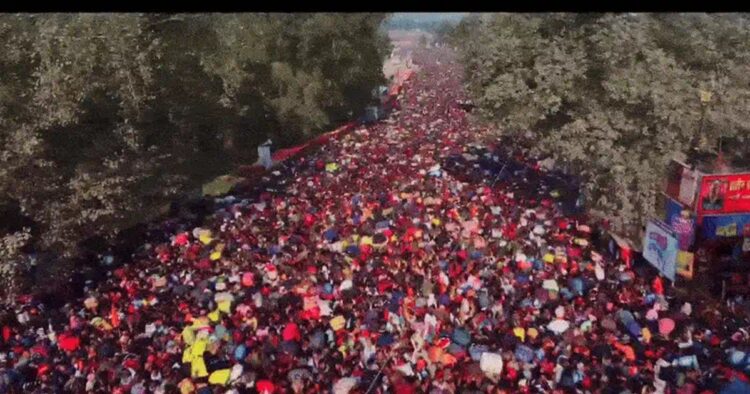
[{"left": 614, "top": 342, "right": 635, "bottom": 361}]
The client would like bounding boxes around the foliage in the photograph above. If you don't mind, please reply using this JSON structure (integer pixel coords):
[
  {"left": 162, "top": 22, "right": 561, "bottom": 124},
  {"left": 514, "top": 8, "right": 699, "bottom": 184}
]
[
  {"left": 453, "top": 13, "right": 750, "bottom": 238},
  {"left": 0, "top": 13, "right": 390, "bottom": 298}
]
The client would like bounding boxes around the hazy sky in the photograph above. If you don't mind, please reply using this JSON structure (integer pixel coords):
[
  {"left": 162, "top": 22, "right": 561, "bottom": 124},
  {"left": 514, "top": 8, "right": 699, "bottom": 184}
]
[{"left": 389, "top": 13, "right": 469, "bottom": 23}]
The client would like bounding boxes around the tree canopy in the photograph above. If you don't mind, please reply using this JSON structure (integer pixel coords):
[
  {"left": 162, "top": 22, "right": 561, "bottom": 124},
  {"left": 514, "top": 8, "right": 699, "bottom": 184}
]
[
  {"left": 0, "top": 13, "right": 391, "bottom": 299},
  {"left": 451, "top": 13, "right": 750, "bottom": 238}
]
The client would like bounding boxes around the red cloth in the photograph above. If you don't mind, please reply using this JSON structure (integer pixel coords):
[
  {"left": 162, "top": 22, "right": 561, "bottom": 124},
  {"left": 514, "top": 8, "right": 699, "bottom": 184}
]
[
  {"left": 58, "top": 334, "right": 80, "bottom": 352},
  {"left": 282, "top": 323, "right": 301, "bottom": 342}
]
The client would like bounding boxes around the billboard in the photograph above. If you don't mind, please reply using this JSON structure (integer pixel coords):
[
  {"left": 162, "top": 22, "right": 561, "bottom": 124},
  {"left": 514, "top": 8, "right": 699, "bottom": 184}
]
[
  {"left": 697, "top": 173, "right": 750, "bottom": 216},
  {"left": 701, "top": 215, "right": 750, "bottom": 239},
  {"left": 678, "top": 168, "right": 699, "bottom": 207},
  {"left": 642, "top": 219, "right": 678, "bottom": 281}
]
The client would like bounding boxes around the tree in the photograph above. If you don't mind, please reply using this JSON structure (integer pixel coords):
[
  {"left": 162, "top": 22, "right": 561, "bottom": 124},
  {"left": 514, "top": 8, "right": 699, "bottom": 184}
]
[
  {"left": 453, "top": 13, "right": 750, "bottom": 239},
  {"left": 0, "top": 13, "right": 391, "bottom": 300}
]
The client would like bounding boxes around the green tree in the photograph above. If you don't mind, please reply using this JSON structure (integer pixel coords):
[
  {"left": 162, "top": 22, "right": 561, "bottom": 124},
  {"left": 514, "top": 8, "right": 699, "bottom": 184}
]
[
  {"left": 0, "top": 13, "right": 391, "bottom": 300},
  {"left": 454, "top": 13, "right": 750, "bottom": 239}
]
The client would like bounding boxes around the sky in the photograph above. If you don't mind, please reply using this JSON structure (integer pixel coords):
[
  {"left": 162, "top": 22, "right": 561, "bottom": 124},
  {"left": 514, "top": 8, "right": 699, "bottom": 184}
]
[{"left": 389, "top": 13, "right": 469, "bottom": 23}]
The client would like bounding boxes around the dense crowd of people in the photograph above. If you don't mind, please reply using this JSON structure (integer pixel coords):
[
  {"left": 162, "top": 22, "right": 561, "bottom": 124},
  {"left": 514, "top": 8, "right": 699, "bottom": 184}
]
[{"left": 1, "top": 47, "right": 750, "bottom": 394}]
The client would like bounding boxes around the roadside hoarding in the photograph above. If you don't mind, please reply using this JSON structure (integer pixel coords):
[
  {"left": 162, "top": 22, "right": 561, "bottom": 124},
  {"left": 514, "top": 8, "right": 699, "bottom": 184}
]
[
  {"left": 678, "top": 167, "right": 699, "bottom": 207},
  {"left": 665, "top": 160, "right": 698, "bottom": 209},
  {"left": 697, "top": 173, "right": 750, "bottom": 216},
  {"left": 642, "top": 219, "right": 678, "bottom": 281},
  {"left": 700, "top": 214, "right": 750, "bottom": 239}
]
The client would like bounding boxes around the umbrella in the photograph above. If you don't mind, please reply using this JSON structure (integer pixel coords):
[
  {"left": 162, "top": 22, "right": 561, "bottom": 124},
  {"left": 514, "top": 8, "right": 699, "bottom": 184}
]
[
  {"left": 515, "top": 344, "right": 535, "bottom": 364},
  {"left": 469, "top": 344, "right": 488, "bottom": 361},
  {"left": 452, "top": 327, "right": 471, "bottom": 346},
  {"left": 721, "top": 379, "right": 750, "bottom": 394},
  {"left": 377, "top": 333, "right": 395, "bottom": 347},
  {"left": 333, "top": 377, "right": 358, "bottom": 394},
  {"left": 626, "top": 321, "right": 642, "bottom": 338},
  {"left": 659, "top": 318, "right": 675, "bottom": 336},
  {"left": 479, "top": 352, "right": 504, "bottom": 377},
  {"left": 601, "top": 317, "right": 617, "bottom": 331},
  {"left": 548, "top": 319, "right": 570, "bottom": 334},
  {"left": 542, "top": 279, "right": 559, "bottom": 292}
]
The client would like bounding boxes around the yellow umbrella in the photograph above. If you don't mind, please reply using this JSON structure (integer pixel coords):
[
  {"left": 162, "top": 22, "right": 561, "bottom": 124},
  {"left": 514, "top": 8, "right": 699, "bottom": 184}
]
[
  {"left": 198, "top": 230, "right": 213, "bottom": 245},
  {"left": 217, "top": 300, "right": 232, "bottom": 314},
  {"left": 208, "top": 368, "right": 232, "bottom": 386},
  {"left": 208, "top": 309, "right": 221, "bottom": 323},
  {"left": 330, "top": 315, "right": 346, "bottom": 331}
]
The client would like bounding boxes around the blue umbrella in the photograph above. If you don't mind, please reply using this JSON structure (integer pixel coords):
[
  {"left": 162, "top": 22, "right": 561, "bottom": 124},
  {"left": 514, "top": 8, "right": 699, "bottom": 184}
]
[
  {"left": 568, "top": 277, "right": 584, "bottom": 295},
  {"left": 310, "top": 330, "right": 326, "bottom": 349},
  {"left": 469, "top": 344, "right": 488, "bottom": 361},
  {"left": 345, "top": 245, "right": 360, "bottom": 257},
  {"left": 377, "top": 333, "right": 395, "bottom": 347},
  {"left": 626, "top": 320, "right": 642, "bottom": 338},
  {"left": 720, "top": 379, "right": 750, "bottom": 394},
  {"left": 452, "top": 327, "right": 471, "bottom": 346},
  {"left": 515, "top": 344, "right": 534, "bottom": 364},
  {"left": 323, "top": 228, "right": 338, "bottom": 242},
  {"left": 234, "top": 344, "right": 247, "bottom": 361}
]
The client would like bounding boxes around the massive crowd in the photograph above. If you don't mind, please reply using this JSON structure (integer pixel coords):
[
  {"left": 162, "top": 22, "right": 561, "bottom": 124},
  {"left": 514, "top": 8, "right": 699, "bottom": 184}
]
[{"left": 1, "top": 47, "right": 750, "bottom": 394}]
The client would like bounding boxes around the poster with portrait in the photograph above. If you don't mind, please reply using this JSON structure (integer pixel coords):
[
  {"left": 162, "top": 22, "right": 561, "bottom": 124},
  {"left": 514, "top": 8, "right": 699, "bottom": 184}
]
[{"left": 698, "top": 174, "right": 750, "bottom": 216}]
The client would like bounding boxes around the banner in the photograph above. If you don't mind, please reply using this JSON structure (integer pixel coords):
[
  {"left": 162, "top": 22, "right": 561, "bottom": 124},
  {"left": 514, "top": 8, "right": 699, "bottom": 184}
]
[
  {"left": 642, "top": 219, "right": 678, "bottom": 281},
  {"left": 678, "top": 168, "right": 699, "bottom": 207},
  {"left": 701, "top": 214, "right": 750, "bottom": 239},
  {"left": 670, "top": 214, "right": 695, "bottom": 251},
  {"left": 664, "top": 197, "right": 686, "bottom": 226},
  {"left": 698, "top": 173, "right": 750, "bottom": 215},
  {"left": 676, "top": 251, "right": 694, "bottom": 280}
]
